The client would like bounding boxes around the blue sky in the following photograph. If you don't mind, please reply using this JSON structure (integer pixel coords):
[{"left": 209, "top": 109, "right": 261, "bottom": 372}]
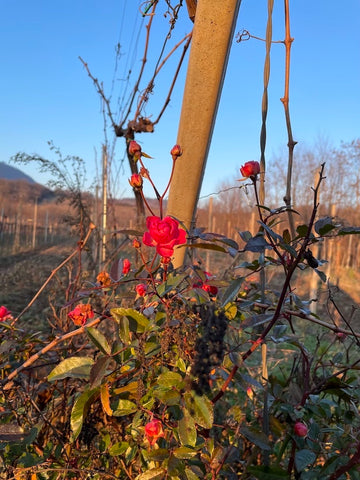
[{"left": 1, "top": 1, "right": 359, "bottom": 200}]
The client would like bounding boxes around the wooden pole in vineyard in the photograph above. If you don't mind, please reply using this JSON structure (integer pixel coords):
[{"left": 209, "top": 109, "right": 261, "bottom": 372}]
[{"left": 167, "top": 0, "right": 241, "bottom": 267}]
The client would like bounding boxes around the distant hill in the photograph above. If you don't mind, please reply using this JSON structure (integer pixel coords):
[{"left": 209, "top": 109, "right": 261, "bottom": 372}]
[{"left": 0, "top": 162, "right": 35, "bottom": 183}]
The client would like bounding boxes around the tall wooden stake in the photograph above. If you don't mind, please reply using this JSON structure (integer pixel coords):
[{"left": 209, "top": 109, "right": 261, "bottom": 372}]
[
  {"left": 167, "top": 0, "right": 242, "bottom": 267},
  {"left": 101, "top": 145, "right": 108, "bottom": 264}
]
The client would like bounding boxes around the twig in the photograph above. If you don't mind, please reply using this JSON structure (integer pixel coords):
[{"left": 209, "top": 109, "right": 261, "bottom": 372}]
[
  {"left": 11, "top": 224, "right": 95, "bottom": 325},
  {"left": 4, "top": 316, "right": 101, "bottom": 387}
]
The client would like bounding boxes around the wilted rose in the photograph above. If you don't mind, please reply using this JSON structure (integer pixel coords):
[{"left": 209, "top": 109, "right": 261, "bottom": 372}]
[
  {"left": 132, "top": 238, "right": 141, "bottom": 249},
  {"left": 144, "top": 418, "right": 164, "bottom": 445},
  {"left": 142, "top": 215, "right": 186, "bottom": 258},
  {"left": 97, "top": 271, "right": 111, "bottom": 287},
  {"left": 240, "top": 161, "right": 260, "bottom": 178},
  {"left": 68, "top": 303, "right": 94, "bottom": 327}
]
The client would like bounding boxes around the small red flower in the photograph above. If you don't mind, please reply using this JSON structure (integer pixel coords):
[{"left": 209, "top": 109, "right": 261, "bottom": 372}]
[
  {"left": 240, "top": 161, "right": 260, "bottom": 178},
  {"left": 122, "top": 259, "right": 131, "bottom": 275},
  {"left": 68, "top": 303, "right": 94, "bottom": 327},
  {"left": 143, "top": 215, "right": 186, "bottom": 258},
  {"left": 144, "top": 418, "right": 164, "bottom": 445},
  {"left": 0, "top": 306, "right": 13, "bottom": 321},
  {"left": 170, "top": 144, "right": 182, "bottom": 161},
  {"left": 202, "top": 284, "right": 218, "bottom": 296},
  {"left": 128, "top": 140, "right": 142, "bottom": 160},
  {"left": 135, "top": 283, "right": 147, "bottom": 297},
  {"left": 294, "top": 421, "right": 308, "bottom": 437},
  {"left": 129, "top": 173, "right": 143, "bottom": 189}
]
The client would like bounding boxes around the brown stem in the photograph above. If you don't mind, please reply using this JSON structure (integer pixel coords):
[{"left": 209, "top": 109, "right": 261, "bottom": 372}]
[
  {"left": 280, "top": 0, "right": 297, "bottom": 239},
  {"left": 4, "top": 316, "right": 102, "bottom": 387}
]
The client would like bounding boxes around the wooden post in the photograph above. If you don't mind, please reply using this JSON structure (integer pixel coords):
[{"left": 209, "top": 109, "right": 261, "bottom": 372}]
[
  {"left": 167, "top": 0, "right": 241, "bottom": 267},
  {"left": 101, "top": 145, "right": 108, "bottom": 264}
]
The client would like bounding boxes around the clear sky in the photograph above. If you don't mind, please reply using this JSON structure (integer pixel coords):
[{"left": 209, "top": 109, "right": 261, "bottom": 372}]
[{"left": 1, "top": 1, "right": 359, "bottom": 200}]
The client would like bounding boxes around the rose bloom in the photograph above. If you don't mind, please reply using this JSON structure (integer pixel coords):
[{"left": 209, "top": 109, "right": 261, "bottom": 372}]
[
  {"left": 128, "top": 173, "right": 143, "bottom": 189},
  {"left": 122, "top": 258, "right": 131, "bottom": 275},
  {"left": 143, "top": 215, "right": 186, "bottom": 258},
  {"left": 0, "top": 306, "right": 13, "bottom": 322},
  {"left": 97, "top": 271, "right": 111, "bottom": 287},
  {"left": 170, "top": 144, "right": 182, "bottom": 160},
  {"left": 144, "top": 418, "right": 164, "bottom": 445},
  {"left": 135, "top": 283, "right": 147, "bottom": 297},
  {"left": 240, "top": 160, "right": 260, "bottom": 178},
  {"left": 294, "top": 421, "right": 308, "bottom": 437},
  {"left": 128, "top": 140, "right": 142, "bottom": 160},
  {"left": 68, "top": 303, "right": 94, "bottom": 327}
]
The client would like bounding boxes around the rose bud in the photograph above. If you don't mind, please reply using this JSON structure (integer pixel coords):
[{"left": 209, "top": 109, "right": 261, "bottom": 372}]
[
  {"left": 144, "top": 418, "right": 164, "bottom": 445},
  {"left": 294, "top": 421, "right": 308, "bottom": 437},
  {"left": 135, "top": 283, "right": 147, "bottom": 297},
  {"left": 240, "top": 161, "right": 260, "bottom": 178},
  {"left": 132, "top": 238, "right": 141, "bottom": 249},
  {"left": 129, "top": 173, "right": 143, "bottom": 189},
  {"left": 128, "top": 140, "right": 142, "bottom": 160},
  {"left": 170, "top": 144, "right": 182, "bottom": 161}
]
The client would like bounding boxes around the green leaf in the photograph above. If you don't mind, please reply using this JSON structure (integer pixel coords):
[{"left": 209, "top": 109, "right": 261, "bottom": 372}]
[
  {"left": 314, "top": 269, "right": 327, "bottom": 283},
  {"left": 111, "top": 308, "right": 149, "bottom": 333},
  {"left": 294, "top": 449, "right": 316, "bottom": 471},
  {"left": 145, "top": 448, "right": 169, "bottom": 462},
  {"left": 338, "top": 226, "right": 360, "bottom": 235},
  {"left": 247, "top": 465, "right": 290, "bottom": 479},
  {"left": 156, "top": 273, "right": 187, "bottom": 296},
  {"left": 108, "top": 441, "right": 129, "bottom": 456},
  {"left": 112, "top": 399, "right": 138, "bottom": 417},
  {"left": 240, "top": 426, "right": 271, "bottom": 450},
  {"left": 185, "top": 392, "right": 214, "bottom": 429},
  {"left": 244, "top": 235, "right": 272, "bottom": 252},
  {"left": 118, "top": 315, "right": 130, "bottom": 344},
  {"left": 90, "top": 355, "right": 111, "bottom": 389},
  {"left": 48, "top": 356, "right": 94, "bottom": 381},
  {"left": 314, "top": 216, "right": 336, "bottom": 236},
  {"left": 157, "top": 371, "right": 184, "bottom": 388},
  {"left": 185, "top": 467, "right": 201, "bottom": 480},
  {"left": 186, "top": 243, "right": 227, "bottom": 253},
  {"left": 220, "top": 277, "right": 244, "bottom": 307},
  {"left": 71, "top": 387, "right": 99, "bottom": 441},
  {"left": 296, "top": 224, "right": 309, "bottom": 237},
  {"left": 173, "top": 446, "right": 198, "bottom": 459},
  {"left": 136, "top": 467, "right": 166, "bottom": 480},
  {"left": 178, "top": 408, "right": 197, "bottom": 447},
  {"left": 86, "top": 327, "right": 111, "bottom": 355},
  {"left": 258, "top": 222, "right": 283, "bottom": 243}
]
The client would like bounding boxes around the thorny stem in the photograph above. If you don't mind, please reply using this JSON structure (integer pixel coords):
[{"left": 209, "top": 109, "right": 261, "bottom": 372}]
[
  {"left": 11, "top": 224, "right": 95, "bottom": 325},
  {"left": 212, "top": 164, "right": 326, "bottom": 404},
  {"left": 281, "top": 0, "right": 297, "bottom": 239}
]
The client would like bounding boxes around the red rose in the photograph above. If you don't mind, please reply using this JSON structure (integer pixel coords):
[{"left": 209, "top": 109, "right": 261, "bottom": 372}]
[
  {"left": 142, "top": 216, "right": 186, "bottom": 258},
  {"left": 122, "top": 258, "right": 131, "bottom": 275},
  {"left": 135, "top": 283, "right": 147, "bottom": 297},
  {"left": 129, "top": 173, "right": 143, "bottom": 189},
  {"left": 144, "top": 418, "right": 164, "bottom": 445},
  {"left": 294, "top": 421, "right": 308, "bottom": 437},
  {"left": 240, "top": 161, "right": 260, "bottom": 178},
  {"left": 0, "top": 305, "right": 12, "bottom": 321},
  {"left": 202, "top": 283, "right": 218, "bottom": 296}
]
